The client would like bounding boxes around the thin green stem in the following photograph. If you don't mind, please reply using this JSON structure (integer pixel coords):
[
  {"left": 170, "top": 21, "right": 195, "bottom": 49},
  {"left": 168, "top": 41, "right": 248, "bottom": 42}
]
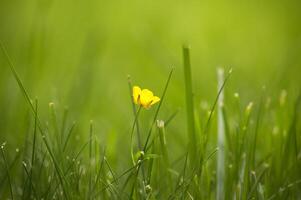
[
  {"left": 128, "top": 75, "right": 142, "bottom": 149},
  {"left": 131, "top": 106, "right": 142, "bottom": 164}
]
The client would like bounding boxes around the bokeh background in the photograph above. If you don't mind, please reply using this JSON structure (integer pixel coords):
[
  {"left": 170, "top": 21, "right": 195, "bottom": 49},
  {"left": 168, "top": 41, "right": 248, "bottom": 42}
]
[{"left": 1, "top": 0, "right": 301, "bottom": 165}]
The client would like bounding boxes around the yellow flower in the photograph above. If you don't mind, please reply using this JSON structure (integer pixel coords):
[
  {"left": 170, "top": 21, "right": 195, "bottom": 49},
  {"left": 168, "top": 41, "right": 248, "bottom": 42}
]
[{"left": 133, "top": 86, "right": 160, "bottom": 109}]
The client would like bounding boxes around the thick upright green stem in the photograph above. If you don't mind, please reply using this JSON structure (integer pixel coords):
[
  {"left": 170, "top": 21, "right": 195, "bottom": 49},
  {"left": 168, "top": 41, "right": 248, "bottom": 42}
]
[{"left": 182, "top": 46, "right": 197, "bottom": 164}]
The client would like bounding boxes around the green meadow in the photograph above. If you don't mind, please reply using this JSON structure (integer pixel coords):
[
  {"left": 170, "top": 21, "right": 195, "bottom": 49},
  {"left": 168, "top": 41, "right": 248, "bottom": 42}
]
[{"left": 0, "top": 0, "right": 301, "bottom": 199}]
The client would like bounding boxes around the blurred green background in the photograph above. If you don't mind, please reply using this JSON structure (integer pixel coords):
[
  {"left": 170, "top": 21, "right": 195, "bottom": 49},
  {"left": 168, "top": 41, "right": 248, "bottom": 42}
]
[{"left": 0, "top": 0, "right": 300, "bottom": 162}]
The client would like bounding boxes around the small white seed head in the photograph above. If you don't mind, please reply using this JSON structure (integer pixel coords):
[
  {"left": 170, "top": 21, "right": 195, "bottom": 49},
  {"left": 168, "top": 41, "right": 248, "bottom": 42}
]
[
  {"left": 156, "top": 120, "right": 164, "bottom": 128},
  {"left": 145, "top": 184, "right": 152, "bottom": 193},
  {"left": 1, "top": 141, "right": 7, "bottom": 149}
]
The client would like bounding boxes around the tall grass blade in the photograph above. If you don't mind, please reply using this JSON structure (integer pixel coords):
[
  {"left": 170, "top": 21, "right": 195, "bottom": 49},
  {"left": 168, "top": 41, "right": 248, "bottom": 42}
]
[
  {"left": 217, "top": 68, "right": 225, "bottom": 200},
  {"left": 182, "top": 46, "right": 197, "bottom": 164},
  {"left": 63, "top": 122, "right": 76, "bottom": 152},
  {"left": 60, "top": 107, "right": 69, "bottom": 146},
  {"left": 49, "top": 102, "right": 60, "bottom": 144},
  {"left": 250, "top": 88, "right": 264, "bottom": 170},
  {"left": 157, "top": 120, "right": 172, "bottom": 190},
  {"left": 143, "top": 68, "right": 174, "bottom": 152},
  {"left": 27, "top": 99, "right": 38, "bottom": 199}
]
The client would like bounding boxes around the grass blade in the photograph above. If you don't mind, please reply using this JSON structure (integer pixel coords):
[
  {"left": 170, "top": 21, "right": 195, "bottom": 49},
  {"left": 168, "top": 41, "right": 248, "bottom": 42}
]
[
  {"left": 63, "top": 122, "right": 76, "bottom": 152},
  {"left": 182, "top": 46, "right": 197, "bottom": 164},
  {"left": 217, "top": 68, "right": 225, "bottom": 200},
  {"left": 143, "top": 68, "right": 174, "bottom": 153}
]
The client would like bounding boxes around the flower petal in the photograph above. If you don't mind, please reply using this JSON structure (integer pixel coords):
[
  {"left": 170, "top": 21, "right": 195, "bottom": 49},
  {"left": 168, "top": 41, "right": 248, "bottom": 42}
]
[
  {"left": 150, "top": 96, "right": 160, "bottom": 105},
  {"left": 140, "top": 89, "right": 154, "bottom": 108},
  {"left": 133, "top": 86, "right": 141, "bottom": 104}
]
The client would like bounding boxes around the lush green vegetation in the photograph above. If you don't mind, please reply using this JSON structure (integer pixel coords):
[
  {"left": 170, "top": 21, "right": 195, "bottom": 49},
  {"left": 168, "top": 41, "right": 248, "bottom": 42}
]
[{"left": 1, "top": 0, "right": 301, "bottom": 199}]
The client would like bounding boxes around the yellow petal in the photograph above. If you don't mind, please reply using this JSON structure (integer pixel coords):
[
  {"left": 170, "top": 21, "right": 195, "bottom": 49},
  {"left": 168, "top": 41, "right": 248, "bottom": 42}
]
[
  {"left": 133, "top": 86, "right": 141, "bottom": 104},
  {"left": 140, "top": 89, "right": 154, "bottom": 108},
  {"left": 150, "top": 96, "right": 160, "bottom": 105}
]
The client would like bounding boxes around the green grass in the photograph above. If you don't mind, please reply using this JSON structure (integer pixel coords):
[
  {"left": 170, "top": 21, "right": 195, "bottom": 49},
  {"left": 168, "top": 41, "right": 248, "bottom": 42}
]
[
  {"left": 1, "top": 40, "right": 301, "bottom": 199},
  {"left": 1, "top": 0, "right": 301, "bottom": 199}
]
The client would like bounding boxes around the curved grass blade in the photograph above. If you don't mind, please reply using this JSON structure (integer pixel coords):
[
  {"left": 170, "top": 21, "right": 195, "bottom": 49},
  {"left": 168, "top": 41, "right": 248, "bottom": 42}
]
[{"left": 143, "top": 68, "right": 174, "bottom": 153}]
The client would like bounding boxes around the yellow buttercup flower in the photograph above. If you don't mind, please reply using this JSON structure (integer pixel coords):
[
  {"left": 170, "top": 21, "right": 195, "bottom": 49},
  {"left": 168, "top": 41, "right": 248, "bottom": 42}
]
[{"left": 133, "top": 86, "right": 160, "bottom": 109}]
